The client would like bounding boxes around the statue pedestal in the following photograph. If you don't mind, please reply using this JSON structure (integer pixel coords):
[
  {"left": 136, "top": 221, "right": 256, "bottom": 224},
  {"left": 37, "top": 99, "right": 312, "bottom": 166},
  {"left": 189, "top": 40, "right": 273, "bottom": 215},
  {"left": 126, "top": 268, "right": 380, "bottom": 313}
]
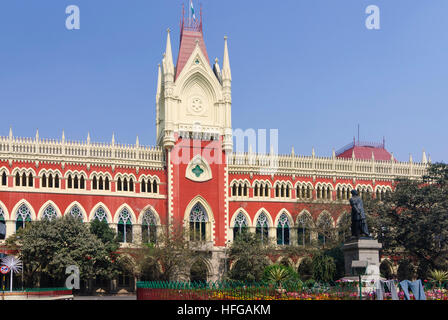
[{"left": 342, "top": 238, "right": 383, "bottom": 292}]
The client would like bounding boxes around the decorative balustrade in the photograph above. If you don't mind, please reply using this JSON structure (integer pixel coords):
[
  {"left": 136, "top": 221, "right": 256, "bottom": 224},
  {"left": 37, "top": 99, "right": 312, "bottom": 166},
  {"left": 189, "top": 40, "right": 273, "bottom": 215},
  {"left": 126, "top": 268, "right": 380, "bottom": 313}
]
[
  {"left": 228, "top": 152, "right": 428, "bottom": 180},
  {"left": 0, "top": 134, "right": 165, "bottom": 169}
]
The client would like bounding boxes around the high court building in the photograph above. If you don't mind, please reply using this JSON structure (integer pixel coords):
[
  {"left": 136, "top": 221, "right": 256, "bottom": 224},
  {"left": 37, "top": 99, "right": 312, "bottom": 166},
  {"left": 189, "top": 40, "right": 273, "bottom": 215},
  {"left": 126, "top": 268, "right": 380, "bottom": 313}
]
[{"left": 0, "top": 10, "right": 428, "bottom": 283}]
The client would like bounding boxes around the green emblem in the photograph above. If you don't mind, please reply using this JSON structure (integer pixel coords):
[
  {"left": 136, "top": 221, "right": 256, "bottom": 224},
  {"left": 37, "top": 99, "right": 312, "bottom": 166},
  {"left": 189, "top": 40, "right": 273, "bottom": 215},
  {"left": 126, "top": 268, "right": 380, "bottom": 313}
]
[{"left": 192, "top": 165, "right": 204, "bottom": 178}]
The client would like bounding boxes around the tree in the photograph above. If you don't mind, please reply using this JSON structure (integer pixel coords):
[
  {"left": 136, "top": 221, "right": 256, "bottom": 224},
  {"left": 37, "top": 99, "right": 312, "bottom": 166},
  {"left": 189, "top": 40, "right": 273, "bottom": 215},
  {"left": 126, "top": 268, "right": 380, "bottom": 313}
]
[
  {"left": 365, "top": 162, "right": 448, "bottom": 274},
  {"left": 262, "top": 264, "right": 297, "bottom": 288},
  {"left": 311, "top": 252, "right": 336, "bottom": 283},
  {"left": 135, "top": 223, "right": 199, "bottom": 281},
  {"left": 6, "top": 216, "right": 117, "bottom": 289},
  {"left": 226, "top": 232, "right": 272, "bottom": 282}
]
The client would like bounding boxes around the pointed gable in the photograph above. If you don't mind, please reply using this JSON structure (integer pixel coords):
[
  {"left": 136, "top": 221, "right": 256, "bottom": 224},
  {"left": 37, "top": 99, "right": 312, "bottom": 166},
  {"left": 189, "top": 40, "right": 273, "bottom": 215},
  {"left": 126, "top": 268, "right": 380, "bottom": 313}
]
[{"left": 175, "top": 11, "right": 210, "bottom": 80}]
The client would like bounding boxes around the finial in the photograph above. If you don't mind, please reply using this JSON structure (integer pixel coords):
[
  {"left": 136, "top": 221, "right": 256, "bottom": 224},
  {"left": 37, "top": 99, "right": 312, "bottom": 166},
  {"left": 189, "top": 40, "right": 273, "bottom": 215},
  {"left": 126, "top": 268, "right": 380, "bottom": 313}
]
[
  {"left": 167, "top": 28, "right": 171, "bottom": 33},
  {"left": 9, "top": 127, "right": 13, "bottom": 138},
  {"left": 215, "top": 57, "right": 219, "bottom": 64},
  {"left": 332, "top": 148, "right": 335, "bottom": 158},
  {"left": 136, "top": 135, "right": 140, "bottom": 147},
  {"left": 422, "top": 150, "right": 427, "bottom": 164},
  {"left": 35, "top": 128, "right": 39, "bottom": 141},
  {"left": 312, "top": 147, "right": 315, "bottom": 157},
  {"left": 372, "top": 151, "right": 375, "bottom": 161},
  {"left": 291, "top": 146, "right": 295, "bottom": 156},
  {"left": 409, "top": 154, "right": 413, "bottom": 163},
  {"left": 87, "top": 132, "right": 91, "bottom": 144},
  {"left": 62, "top": 130, "right": 65, "bottom": 142},
  {"left": 112, "top": 133, "right": 115, "bottom": 145}
]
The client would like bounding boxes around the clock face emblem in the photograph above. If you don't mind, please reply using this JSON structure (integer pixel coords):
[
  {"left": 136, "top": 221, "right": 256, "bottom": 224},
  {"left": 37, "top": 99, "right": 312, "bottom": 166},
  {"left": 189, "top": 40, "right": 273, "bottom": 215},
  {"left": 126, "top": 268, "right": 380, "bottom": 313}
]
[{"left": 188, "top": 96, "right": 206, "bottom": 116}]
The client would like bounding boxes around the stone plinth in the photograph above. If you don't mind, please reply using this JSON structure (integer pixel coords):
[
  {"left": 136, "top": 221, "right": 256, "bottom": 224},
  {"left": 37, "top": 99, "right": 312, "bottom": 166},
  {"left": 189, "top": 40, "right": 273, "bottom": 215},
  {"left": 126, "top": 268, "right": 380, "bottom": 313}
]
[{"left": 342, "top": 238, "right": 383, "bottom": 293}]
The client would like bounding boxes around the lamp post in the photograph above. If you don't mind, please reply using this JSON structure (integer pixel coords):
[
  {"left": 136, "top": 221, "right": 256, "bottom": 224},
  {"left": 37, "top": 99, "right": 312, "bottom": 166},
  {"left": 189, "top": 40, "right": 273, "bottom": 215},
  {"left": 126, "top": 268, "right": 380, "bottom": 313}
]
[{"left": 351, "top": 261, "right": 368, "bottom": 300}]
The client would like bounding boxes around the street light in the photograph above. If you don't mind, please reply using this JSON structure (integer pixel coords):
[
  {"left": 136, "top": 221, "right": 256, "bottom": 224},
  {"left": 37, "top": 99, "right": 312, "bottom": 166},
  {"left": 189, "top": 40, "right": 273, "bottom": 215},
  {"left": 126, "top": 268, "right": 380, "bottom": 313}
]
[{"left": 351, "top": 260, "right": 368, "bottom": 300}]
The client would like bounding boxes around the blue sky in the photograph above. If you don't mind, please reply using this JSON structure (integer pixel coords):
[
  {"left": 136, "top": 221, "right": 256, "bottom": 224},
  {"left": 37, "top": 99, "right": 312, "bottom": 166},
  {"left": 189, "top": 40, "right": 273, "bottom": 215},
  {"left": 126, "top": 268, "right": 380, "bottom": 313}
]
[{"left": 0, "top": 0, "right": 447, "bottom": 163}]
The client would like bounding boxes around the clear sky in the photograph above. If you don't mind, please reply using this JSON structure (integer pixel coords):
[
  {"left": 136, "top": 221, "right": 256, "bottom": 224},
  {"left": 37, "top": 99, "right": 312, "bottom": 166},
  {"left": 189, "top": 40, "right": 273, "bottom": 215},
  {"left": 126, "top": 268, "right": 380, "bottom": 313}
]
[{"left": 0, "top": 0, "right": 447, "bottom": 163}]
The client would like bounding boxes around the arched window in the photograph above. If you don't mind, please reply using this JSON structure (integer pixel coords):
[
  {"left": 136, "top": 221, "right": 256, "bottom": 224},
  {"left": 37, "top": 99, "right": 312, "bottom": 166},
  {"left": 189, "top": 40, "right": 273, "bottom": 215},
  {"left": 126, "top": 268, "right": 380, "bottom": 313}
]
[
  {"left": 265, "top": 184, "right": 269, "bottom": 197},
  {"left": 69, "top": 205, "right": 83, "bottom": 221},
  {"left": 99, "top": 177, "right": 104, "bottom": 190},
  {"left": 297, "top": 213, "right": 312, "bottom": 246},
  {"left": 67, "top": 175, "right": 73, "bottom": 189},
  {"left": 42, "top": 205, "right": 57, "bottom": 221},
  {"left": 92, "top": 176, "right": 98, "bottom": 190},
  {"left": 0, "top": 207, "right": 6, "bottom": 240},
  {"left": 189, "top": 203, "right": 208, "bottom": 241},
  {"left": 141, "top": 179, "right": 146, "bottom": 193},
  {"left": 93, "top": 206, "right": 108, "bottom": 223},
  {"left": 254, "top": 183, "right": 259, "bottom": 197},
  {"left": 233, "top": 212, "right": 248, "bottom": 240},
  {"left": 317, "top": 213, "right": 334, "bottom": 248},
  {"left": 28, "top": 173, "right": 33, "bottom": 187},
  {"left": 74, "top": 176, "right": 79, "bottom": 189},
  {"left": 48, "top": 174, "right": 53, "bottom": 188},
  {"left": 232, "top": 184, "right": 237, "bottom": 197},
  {"left": 117, "top": 178, "right": 122, "bottom": 191},
  {"left": 1, "top": 172, "right": 6, "bottom": 186},
  {"left": 142, "top": 209, "right": 157, "bottom": 244},
  {"left": 147, "top": 180, "right": 152, "bottom": 193},
  {"left": 105, "top": 177, "right": 110, "bottom": 190},
  {"left": 277, "top": 213, "right": 290, "bottom": 245},
  {"left": 153, "top": 180, "right": 158, "bottom": 194},
  {"left": 256, "top": 212, "right": 269, "bottom": 244},
  {"left": 16, "top": 204, "right": 32, "bottom": 231},
  {"left": 123, "top": 178, "right": 128, "bottom": 192},
  {"left": 15, "top": 172, "right": 20, "bottom": 186},
  {"left": 80, "top": 176, "right": 85, "bottom": 189},
  {"left": 55, "top": 174, "right": 60, "bottom": 188},
  {"left": 129, "top": 178, "right": 134, "bottom": 192},
  {"left": 243, "top": 184, "right": 248, "bottom": 197},
  {"left": 117, "top": 208, "right": 132, "bottom": 243},
  {"left": 42, "top": 173, "right": 47, "bottom": 188},
  {"left": 22, "top": 173, "right": 27, "bottom": 186}
]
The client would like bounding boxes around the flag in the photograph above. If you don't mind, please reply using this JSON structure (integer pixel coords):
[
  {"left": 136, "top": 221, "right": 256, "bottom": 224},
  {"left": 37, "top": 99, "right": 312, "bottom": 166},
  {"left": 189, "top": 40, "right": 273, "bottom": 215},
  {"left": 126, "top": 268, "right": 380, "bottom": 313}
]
[{"left": 190, "top": 0, "right": 196, "bottom": 20}]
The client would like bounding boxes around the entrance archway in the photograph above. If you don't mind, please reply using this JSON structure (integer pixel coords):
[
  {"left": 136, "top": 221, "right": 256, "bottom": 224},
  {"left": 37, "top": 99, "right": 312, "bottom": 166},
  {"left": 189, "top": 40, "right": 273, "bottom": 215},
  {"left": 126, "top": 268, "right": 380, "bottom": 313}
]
[{"left": 190, "top": 259, "right": 208, "bottom": 283}]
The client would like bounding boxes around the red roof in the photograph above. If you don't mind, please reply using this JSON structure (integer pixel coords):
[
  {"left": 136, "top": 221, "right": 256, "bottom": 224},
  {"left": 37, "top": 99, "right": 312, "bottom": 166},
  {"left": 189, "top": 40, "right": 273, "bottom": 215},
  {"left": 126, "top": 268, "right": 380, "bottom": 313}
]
[
  {"left": 336, "top": 141, "right": 394, "bottom": 161},
  {"left": 175, "top": 21, "right": 210, "bottom": 79}
]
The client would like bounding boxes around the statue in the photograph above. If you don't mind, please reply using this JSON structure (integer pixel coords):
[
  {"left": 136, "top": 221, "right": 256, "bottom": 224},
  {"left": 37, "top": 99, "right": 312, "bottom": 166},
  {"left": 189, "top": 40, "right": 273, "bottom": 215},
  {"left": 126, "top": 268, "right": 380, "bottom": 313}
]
[{"left": 349, "top": 190, "right": 370, "bottom": 238}]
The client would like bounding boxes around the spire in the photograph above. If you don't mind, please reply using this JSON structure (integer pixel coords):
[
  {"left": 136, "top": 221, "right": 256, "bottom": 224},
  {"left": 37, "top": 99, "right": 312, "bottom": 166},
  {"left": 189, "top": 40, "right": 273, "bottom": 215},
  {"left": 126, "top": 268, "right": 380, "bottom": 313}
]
[
  {"left": 9, "top": 127, "right": 12, "bottom": 139},
  {"left": 162, "top": 28, "right": 174, "bottom": 80},
  {"left": 111, "top": 133, "right": 115, "bottom": 146},
  {"left": 222, "top": 36, "right": 232, "bottom": 82},
  {"left": 409, "top": 154, "right": 413, "bottom": 163},
  {"left": 332, "top": 148, "right": 335, "bottom": 158},
  {"left": 87, "top": 132, "right": 91, "bottom": 144},
  {"left": 371, "top": 151, "right": 375, "bottom": 161},
  {"left": 213, "top": 58, "right": 222, "bottom": 83},
  {"left": 175, "top": 4, "right": 209, "bottom": 79},
  {"left": 35, "top": 128, "right": 39, "bottom": 142},
  {"left": 62, "top": 130, "right": 65, "bottom": 143},
  {"left": 156, "top": 64, "right": 162, "bottom": 97},
  {"left": 422, "top": 150, "right": 427, "bottom": 164},
  {"left": 291, "top": 146, "right": 295, "bottom": 156},
  {"left": 391, "top": 152, "right": 394, "bottom": 161},
  {"left": 136, "top": 135, "right": 140, "bottom": 147}
]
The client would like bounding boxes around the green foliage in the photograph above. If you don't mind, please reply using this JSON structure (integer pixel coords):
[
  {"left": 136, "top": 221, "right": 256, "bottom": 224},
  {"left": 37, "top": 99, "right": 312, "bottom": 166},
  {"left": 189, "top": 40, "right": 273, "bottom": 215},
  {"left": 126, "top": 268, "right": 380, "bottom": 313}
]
[
  {"left": 6, "top": 216, "right": 119, "bottom": 288},
  {"left": 226, "top": 232, "right": 271, "bottom": 282},
  {"left": 311, "top": 252, "right": 336, "bottom": 283},
  {"left": 365, "top": 163, "right": 448, "bottom": 271},
  {"left": 89, "top": 219, "right": 120, "bottom": 252},
  {"left": 397, "top": 260, "right": 415, "bottom": 281},
  {"left": 324, "top": 246, "right": 345, "bottom": 280},
  {"left": 262, "top": 264, "right": 298, "bottom": 287},
  {"left": 297, "top": 257, "right": 313, "bottom": 281},
  {"left": 429, "top": 269, "right": 448, "bottom": 287}
]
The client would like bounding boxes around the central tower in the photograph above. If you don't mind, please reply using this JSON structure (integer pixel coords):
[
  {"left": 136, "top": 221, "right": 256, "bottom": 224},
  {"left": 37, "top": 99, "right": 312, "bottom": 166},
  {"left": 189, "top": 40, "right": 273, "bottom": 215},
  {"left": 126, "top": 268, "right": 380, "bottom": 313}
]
[
  {"left": 156, "top": 7, "right": 233, "bottom": 153},
  {"left": 156, "top": 6, "right": 233, "bottom": 268}
]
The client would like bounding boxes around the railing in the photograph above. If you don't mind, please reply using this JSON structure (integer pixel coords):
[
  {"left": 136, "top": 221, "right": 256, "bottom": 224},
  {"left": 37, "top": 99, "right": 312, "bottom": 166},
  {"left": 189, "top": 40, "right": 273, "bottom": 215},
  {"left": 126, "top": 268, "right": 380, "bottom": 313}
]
[
  {"left": 0, "top": 134, "right": 165, "bottom": 169},
  {"left": 137, "top": 280, "right": 448, "bottom": 300},
  {"left": 136, "top": 281, "right": 364, "bottom": 301},
  {"left": 228, "top": 152, "right": 427, "bottom": 180},
  {"left": 0, "top": 287, "right": 73, "bottom": 300}
]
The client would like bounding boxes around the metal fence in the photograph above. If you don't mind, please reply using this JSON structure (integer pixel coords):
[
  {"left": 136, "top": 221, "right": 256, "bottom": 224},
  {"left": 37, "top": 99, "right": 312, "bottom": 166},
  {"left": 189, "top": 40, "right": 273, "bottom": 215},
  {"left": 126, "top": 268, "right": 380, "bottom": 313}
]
[{"left": 137, "top": 280, "right": 448, "bottom": 300}]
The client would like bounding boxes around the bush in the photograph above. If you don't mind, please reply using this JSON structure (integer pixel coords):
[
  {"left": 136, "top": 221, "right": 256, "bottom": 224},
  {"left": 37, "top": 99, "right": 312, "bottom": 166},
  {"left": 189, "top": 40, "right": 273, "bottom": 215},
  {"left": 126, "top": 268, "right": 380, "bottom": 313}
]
[
  {"left": 311, "top": 252, "right": 336, "bottom": 283},
  {"left": 297, "top": 257, "right": 313, "bottom": 281}
]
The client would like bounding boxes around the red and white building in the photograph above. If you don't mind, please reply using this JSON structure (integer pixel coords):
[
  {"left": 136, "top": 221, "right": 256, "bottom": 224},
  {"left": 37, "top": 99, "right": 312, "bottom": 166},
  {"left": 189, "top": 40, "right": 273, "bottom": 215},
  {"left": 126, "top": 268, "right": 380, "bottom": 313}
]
[{"left": 0, "top": 10, "right": 428, "bottom": 282}]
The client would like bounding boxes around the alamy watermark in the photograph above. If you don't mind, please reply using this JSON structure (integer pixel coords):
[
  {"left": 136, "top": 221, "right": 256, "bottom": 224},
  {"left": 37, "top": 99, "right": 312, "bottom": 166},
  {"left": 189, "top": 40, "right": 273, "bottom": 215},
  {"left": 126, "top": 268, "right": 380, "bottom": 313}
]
[{"left": 65, "top": 265, "right": 80, "bottom": 289}]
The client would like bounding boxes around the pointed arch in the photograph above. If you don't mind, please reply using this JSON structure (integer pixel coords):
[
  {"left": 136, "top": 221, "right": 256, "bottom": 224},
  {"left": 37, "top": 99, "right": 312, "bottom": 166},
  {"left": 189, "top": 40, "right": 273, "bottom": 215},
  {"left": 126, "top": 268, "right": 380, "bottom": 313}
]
[
  {"left": 37, "top": 200, "right": 62, "bottom": 220},
  {"left": 230, "top": 208, "right": 252, "bottom": 228},
  {"left": 114, "top": 204, "right": 137, "bottom": 224},
  {"left": 64, "top": 201, "right": 88, "bottom": 222},
  {"left": 0, "top": 201, "right": 10, "bottom": 220},
  {"left": 184, "top": 196, "right": 215, "bottom": 243},
  {"left": 89, "top": 203, "right": 112, "bottom": 223},
  {"left": 11, "top": 200, "right": 36, "bottom": 221},
  {"left": 138, "top": 205, "right": 162, "bottom": 226}
]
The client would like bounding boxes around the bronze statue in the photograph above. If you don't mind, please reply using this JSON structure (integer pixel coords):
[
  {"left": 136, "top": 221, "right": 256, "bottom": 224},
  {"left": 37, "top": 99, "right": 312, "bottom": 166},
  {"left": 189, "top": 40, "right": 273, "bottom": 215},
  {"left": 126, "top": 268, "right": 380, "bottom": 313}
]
[{"left": 349, "top": 190, "right": 370, "bottom": 238}]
